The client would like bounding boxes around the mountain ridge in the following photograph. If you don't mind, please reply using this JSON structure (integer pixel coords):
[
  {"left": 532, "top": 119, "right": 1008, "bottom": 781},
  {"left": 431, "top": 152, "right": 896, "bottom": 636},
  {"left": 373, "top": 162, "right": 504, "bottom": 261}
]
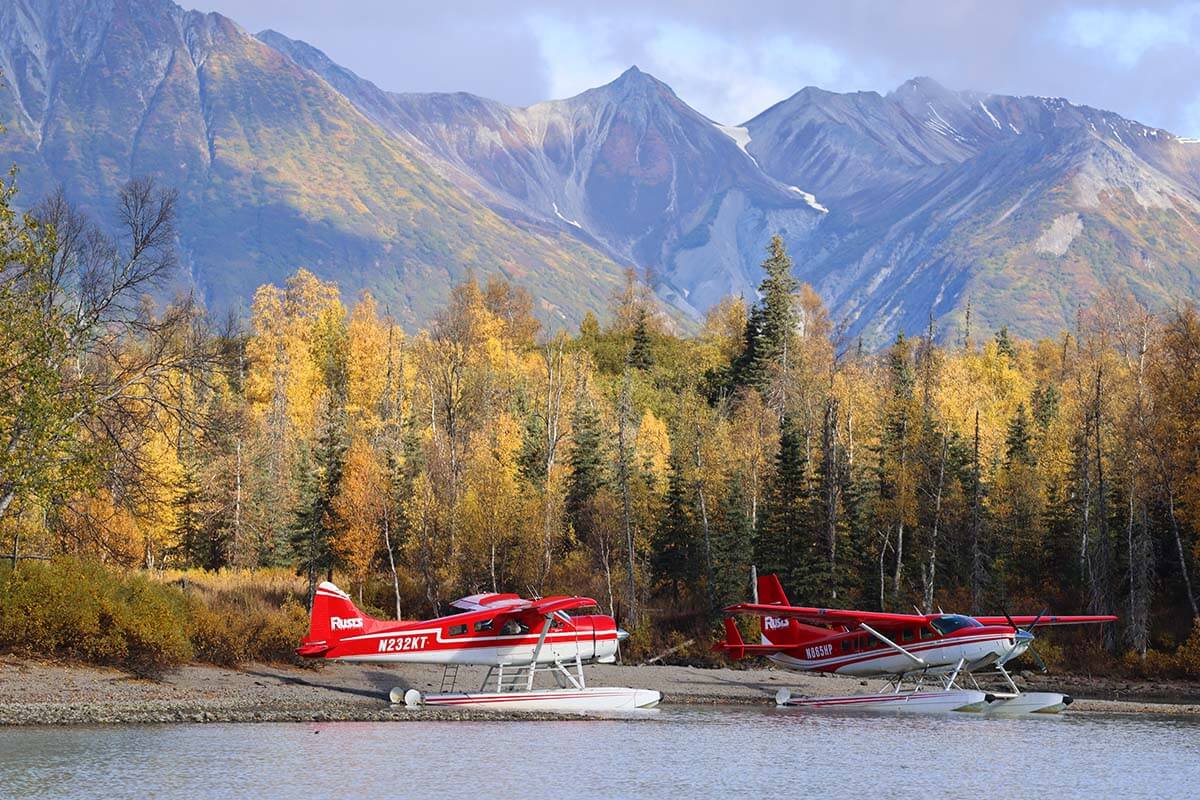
[{"left": 3, "top": 0, "right": 1200, "bottom": 342}]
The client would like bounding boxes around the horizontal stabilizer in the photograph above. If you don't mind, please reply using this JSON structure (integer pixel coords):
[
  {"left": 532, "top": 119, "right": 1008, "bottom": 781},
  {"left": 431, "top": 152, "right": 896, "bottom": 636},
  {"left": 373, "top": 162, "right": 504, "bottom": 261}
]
[{"left": 714, "top": 618, "right": 794, "bottom": 659}]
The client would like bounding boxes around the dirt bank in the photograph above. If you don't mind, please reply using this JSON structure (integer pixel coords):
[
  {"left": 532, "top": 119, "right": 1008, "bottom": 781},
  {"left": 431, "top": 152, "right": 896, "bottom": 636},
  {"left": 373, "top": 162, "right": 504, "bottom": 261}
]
[{"left": 1, "top": 658, "right": 1197, "bottom": 724}]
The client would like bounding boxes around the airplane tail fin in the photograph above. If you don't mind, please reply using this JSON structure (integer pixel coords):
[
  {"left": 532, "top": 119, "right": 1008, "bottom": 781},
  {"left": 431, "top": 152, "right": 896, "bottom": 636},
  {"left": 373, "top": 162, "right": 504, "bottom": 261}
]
[
  {"left": 754, "top": 573, "right": 826, "bottom": 648},
  {"left": 297, "top": 581, "right": 379, "bottom": 657},
  {"left": 757, "top": 573, "right": 791, "bottom": 607}
]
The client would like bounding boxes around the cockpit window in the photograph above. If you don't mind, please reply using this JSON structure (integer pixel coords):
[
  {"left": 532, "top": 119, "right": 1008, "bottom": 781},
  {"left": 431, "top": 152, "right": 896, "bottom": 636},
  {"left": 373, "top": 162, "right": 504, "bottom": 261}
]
[
  {"left": 500, "top": 620, "right": 528, "bottom": 636},
  {"left": 930, "top": 614, "right": 983, "bottom": 635}
]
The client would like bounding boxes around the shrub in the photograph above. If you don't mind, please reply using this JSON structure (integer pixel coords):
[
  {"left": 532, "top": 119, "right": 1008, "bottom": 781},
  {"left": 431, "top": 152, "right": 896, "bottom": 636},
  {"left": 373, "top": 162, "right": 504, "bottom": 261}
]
[
  {"left": 165, "top": 568, "right": 311, "bottom": 666},
  {"left": 0, "top": 560, "right": 314, "bottom": 675},
  {"left": 185, "top": 594, "right": 309, "bottom": 666},
  {"left": 0, "top": 559, "right": 193, "bottom": 677}
]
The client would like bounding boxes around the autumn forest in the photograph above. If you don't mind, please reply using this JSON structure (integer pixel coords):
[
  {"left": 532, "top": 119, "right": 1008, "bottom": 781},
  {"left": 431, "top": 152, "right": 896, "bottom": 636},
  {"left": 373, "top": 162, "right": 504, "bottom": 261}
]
[{"left": 3, "top": 171, "right": 1200, "bottom": 673}]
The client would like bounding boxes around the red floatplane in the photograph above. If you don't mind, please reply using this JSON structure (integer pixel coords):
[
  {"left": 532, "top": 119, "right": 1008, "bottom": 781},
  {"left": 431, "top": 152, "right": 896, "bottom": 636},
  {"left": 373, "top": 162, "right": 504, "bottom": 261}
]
[
  {"left": 718, "top": 571, "right": 1116, "bottom": 715},
  {"left": 297, "top": 581, "right": 660, "bottom": 711}
]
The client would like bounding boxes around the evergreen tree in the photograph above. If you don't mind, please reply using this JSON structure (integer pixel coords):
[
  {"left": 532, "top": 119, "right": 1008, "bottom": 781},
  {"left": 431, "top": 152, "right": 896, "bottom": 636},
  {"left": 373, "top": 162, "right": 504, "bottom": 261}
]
[
  {"left": 566, "top": 402, "right": 605, "bottom": 535},
  {"left": 628, "top": 308, "right": 654, "bottom": 371},
  {"left": 172, "top": 455, "right": 212, "bottom": 569},
  {"left": 994, "top": 326, "right": 1016, "bottom": 359},
  {"left": 517, "top": 407, "right": 548, "bottom": 486},
  {"left": 1005, "top": 402, "right": 1033, "bottom": 466},
  {"left": 652, "top": 455, "right": 696, "bottom": 598},
  {"left": 757, "top": 235, "right": 798, "bottom": 365},
  {"left": 1031, "top": 383, "right": 1060, "bottom": 430},
  {"left": 729, "top": 236, "right": 799, "bottom": 394},
  {"left": 756, "top": 415, "right": 818, "bottom": 595},
  {"left": 730, "top": 303, "right": 768, "bottom": 391},
  {"left": 712, "top": 475, "right": 755, "bottom": 609},
  {"left": 290, "top": 396, "right": 348, "bottom": 608}
]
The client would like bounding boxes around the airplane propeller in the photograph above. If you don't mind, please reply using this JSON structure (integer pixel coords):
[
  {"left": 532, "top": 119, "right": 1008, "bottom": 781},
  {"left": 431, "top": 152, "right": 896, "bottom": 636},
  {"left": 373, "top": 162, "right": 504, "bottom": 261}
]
[{"left": 1000, "top": 607, "right": 1050, "bottom": 672}]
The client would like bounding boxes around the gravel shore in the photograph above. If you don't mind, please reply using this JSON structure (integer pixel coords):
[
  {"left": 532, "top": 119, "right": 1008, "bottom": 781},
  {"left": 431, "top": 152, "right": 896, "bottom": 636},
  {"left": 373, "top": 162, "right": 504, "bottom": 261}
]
[{"left": 1, "top": 658, "right": 1196, "bottom": 725}]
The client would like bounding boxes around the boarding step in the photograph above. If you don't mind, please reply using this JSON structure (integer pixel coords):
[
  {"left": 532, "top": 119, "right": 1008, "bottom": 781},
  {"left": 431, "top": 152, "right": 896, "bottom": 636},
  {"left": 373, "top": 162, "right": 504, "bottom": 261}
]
[
  {"left": 496, "top": 665, "right": 534, "bottom": 692},
  {"left": 439, "top": 664, "right": 460, "bottom": 693}
]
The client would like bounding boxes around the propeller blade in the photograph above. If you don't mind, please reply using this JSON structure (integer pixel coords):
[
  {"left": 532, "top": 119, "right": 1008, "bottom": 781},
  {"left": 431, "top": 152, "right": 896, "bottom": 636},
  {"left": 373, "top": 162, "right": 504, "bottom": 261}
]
[
  {"left": 1028, "top": 645, "right": 1048, "bottom": 673},
  {"left": 1025, "top": 607, "right": 1049, "bottom": 632},
  {"left": 1004, "top": 611, "right": 1018, "bottom": 630}
]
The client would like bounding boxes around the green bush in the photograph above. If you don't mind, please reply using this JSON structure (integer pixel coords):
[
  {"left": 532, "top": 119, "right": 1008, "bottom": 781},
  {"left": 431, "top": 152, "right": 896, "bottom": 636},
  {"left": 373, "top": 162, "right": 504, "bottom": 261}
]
[
  {"left": 0, "top": 559, "right": 193, "bottom": 677},
  {"left": 0, "top": 559, "right": 313, "bottom": 675}
]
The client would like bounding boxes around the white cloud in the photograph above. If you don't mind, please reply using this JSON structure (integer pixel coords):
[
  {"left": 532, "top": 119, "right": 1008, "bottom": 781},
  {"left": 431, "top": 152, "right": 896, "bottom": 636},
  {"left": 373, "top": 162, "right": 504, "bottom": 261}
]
[
  {"left": 1060, "top": 4, "right": 1199, "bottom": 67},
  {"left": 202, "top": 0, "right": 1200, "bottom": 138},
  {"left": 527, "top": 14, "right": 868, "bottom": 124}
]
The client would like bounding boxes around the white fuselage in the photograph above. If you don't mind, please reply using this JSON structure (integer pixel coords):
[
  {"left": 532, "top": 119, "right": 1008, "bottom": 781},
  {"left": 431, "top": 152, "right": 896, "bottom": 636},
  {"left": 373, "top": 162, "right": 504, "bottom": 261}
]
[
  {"left": 331, "top": 626, "right": 619, "bottom": 666},
  {"left": 767, "top": 631, "right": 1021, "bottom": 677}
]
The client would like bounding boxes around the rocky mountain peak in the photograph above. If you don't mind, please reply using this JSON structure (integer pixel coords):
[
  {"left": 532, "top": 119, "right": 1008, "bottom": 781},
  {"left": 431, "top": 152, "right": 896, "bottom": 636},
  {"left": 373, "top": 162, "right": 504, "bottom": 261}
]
[
  {"left": 584, "top": 65, "right": 678, "bottom": 106},
  {"left": 4, "top": 0, "right": 1200, "bottom": 344}
]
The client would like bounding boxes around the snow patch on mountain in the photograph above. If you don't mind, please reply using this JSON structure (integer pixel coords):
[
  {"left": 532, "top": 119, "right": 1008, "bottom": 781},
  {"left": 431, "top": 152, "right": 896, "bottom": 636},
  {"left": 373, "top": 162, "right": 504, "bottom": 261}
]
[
  {"left": 552, "top": 201, "right": 580, "bottom": 227},
  {"left": 713, "top": 123, "right": 759, "bottom": 167},
  {"left": 788, "top": 186, "right": 828, "bottom": 213},
  {"left": 924, "top": 103, "right": 967, "bottom": 144},
  {"left": 978, "top": 100, "right": 1002, "bottom": 130}
]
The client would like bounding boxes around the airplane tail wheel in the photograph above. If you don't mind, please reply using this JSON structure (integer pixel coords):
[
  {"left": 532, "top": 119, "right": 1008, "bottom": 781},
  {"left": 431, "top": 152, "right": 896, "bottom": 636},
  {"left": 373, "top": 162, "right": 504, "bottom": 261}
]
[{"left": 775, "top": 688, "right": 792, "bottom": 706}]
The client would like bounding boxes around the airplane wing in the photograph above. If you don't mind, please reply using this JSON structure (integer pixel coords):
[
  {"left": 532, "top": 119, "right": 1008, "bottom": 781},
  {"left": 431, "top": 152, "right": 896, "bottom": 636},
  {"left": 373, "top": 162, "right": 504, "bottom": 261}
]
[
  {"left": 974, "top": 614, "right": 1118, "bottom": 627},
  {"left": 449, "top": 593, "right": 527, "bottom": 612},
  {"left": 525, "top": 596, "right": 598, "bottom": 616},
  {"left": 724, "top": 603, "right": 928, "bottom": 629},
  {"left": 438, "top": 596, "right": 596, "bottom": 628}
]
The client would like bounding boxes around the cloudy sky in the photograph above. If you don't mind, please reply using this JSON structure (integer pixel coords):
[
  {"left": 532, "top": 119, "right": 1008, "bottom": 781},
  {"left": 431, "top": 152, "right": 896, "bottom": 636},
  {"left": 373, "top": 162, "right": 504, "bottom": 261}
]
[{"left": 202, "top": 0, "right": 1200, "bottom": 136}]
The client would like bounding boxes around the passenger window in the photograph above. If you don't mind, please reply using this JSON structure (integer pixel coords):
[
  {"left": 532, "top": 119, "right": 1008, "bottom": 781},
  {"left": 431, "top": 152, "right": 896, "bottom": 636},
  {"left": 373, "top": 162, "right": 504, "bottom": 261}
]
[
  {"left": 448, "top": 624, "right": 468, "bottom": 636},
  {"left": 474, "top": 620, "right": 493, "bottom": 633},
  {"left": 901, "top": 629, "right": 914, "bottom": 642},
  {"left": 841, "top": 639, "right": 852, "bottom": 652}
]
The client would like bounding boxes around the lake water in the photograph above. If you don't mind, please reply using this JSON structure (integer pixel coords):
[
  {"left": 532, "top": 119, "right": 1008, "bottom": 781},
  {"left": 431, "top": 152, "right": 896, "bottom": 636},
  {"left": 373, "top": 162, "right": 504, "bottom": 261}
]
[{"left": 2, "top": 706, "right": 1198, "bottom": 799}]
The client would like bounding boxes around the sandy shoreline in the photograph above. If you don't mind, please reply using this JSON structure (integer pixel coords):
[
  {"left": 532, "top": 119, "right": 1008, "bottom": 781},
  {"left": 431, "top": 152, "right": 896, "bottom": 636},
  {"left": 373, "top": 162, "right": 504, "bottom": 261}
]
[{"left": 1, "top": 659, "right": 1197, "bottom": 725}]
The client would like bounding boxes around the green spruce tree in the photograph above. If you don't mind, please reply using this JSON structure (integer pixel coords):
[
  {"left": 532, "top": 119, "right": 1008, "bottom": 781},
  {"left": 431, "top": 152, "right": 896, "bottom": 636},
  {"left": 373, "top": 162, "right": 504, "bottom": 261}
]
[
  {"left": 1005, "top": 402, "right": 1033, "bottom": 466},
  {"left": 290, "top": 396, "right": 348, "bottom": 609},
  {"left": 628, "top": 308, "right": 654, "bottom": 371},
  {"left": 756, "top": 415, "right": 817, "bottom": 595},
  {"left": 712, "top": 474, "right": 755, "bottom": 609},
  {"left": 652, "top": 455, "right": 697, "bottom": 599},
  {"left": 757, "top": 235, "right": 799, "bottom": 366},
  {"left": 565, "top": 401, "right": 605, "bottom": 536}
]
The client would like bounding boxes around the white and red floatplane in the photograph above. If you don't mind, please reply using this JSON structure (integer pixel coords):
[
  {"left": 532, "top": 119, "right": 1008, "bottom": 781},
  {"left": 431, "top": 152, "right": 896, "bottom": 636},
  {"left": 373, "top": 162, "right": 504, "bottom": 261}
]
[
  {"left": 718, "top": 571, "right": 1116, "bottom": 716},
  {"left": 297, "top": 582, "right": 660, "bottom": 712}
]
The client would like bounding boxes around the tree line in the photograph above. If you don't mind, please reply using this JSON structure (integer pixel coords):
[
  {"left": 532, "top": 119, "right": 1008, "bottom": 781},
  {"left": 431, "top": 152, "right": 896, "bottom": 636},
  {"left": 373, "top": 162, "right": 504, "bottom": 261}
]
[{"left": 3, "top": 171, "right": 1200, "bottom": 661}]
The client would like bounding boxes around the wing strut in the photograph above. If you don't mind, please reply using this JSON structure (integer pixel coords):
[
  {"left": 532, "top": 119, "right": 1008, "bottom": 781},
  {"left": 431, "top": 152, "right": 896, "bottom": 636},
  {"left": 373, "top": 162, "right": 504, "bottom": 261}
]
[
  {"left": 524, "top": 614, "right": 555, "bottom": 690},
  {"left": 859, "top": 623, "right": 925, "bottom": 667}
]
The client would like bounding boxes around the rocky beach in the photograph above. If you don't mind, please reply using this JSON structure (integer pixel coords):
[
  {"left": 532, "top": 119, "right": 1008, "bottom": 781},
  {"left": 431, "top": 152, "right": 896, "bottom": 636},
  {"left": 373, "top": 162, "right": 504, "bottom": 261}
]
[{"left": 2, "top": 658, "right": 1197, "bottom": 725}]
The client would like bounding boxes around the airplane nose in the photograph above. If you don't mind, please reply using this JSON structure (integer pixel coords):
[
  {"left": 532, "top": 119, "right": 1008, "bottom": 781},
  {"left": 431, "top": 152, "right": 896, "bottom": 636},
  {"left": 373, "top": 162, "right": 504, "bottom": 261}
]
[
  {"left": 617, "top": 629, "right": 630, "bottom": 642},
  {"left": 1016, "top": 630, "right": 1035, "bottom": 643}
]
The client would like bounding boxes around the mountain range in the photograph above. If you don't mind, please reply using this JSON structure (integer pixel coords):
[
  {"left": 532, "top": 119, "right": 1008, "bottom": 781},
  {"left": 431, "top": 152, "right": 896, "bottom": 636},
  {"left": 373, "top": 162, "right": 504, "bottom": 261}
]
[{"left": 3, "top": 0, "right": 1200, "bottom": 343}]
